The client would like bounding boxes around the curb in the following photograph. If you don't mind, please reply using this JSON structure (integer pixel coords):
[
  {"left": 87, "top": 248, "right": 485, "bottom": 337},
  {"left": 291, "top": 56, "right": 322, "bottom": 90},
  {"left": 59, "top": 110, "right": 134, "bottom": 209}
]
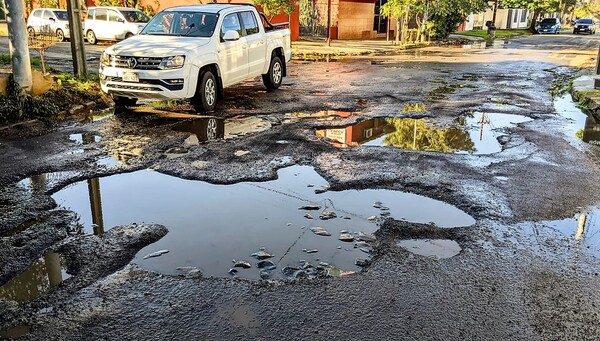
[{"left": 571, "top": 75, "right": 600, "bottom": 120}]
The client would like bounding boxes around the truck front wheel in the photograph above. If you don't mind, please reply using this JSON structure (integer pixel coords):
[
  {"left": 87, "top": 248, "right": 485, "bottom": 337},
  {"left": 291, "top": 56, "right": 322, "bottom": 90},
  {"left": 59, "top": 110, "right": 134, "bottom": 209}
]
[
  {"left": 262, "top": 56, "right": 283, "bottom": 90},
  {"left": 193, "top": 70, "right": 217, "bottom": 112}
]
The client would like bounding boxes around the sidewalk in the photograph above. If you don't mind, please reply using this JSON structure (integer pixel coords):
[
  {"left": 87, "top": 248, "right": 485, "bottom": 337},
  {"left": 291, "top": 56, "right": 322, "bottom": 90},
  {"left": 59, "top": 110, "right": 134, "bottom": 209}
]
[{"left": 290, "top": 35, "right": 484, "bottom": 59}]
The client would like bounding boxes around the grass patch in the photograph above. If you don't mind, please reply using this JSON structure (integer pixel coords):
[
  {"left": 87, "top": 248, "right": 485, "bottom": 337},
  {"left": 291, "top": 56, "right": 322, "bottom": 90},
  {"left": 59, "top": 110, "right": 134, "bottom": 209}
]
[
  {"left": 0, "top": 53, "right": 41, "bottom": 68},
  {"left": 455, "top": 29, "right": 531, "bottom": 40}
]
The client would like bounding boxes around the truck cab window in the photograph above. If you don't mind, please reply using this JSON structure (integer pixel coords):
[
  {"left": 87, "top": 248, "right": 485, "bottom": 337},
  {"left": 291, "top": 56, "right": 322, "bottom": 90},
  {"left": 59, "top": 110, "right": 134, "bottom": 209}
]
[{"left": 221, "top": 13, "right": 242, "bottom": 38}]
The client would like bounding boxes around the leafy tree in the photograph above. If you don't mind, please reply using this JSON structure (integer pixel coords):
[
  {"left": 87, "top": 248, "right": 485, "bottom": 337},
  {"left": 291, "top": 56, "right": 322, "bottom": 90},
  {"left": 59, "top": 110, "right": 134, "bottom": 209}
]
[
  {"left": 252, "top": 0, "right": 295, "bottom": 19},
  {"left": 381, "top": 0, "right": 415, "bottom": 44},
  {"left": 500, "top": 0, "right": 560, "bottom": 32},
  {"left": 381, "top": 0, "right": 489, "bottom": 43}
]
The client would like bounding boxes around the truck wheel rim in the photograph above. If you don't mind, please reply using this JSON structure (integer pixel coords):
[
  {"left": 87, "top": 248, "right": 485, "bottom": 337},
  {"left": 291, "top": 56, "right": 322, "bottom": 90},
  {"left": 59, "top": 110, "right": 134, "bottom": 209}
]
[
  {"left": 273, "top": 62, "right": 281, "bottom": 84},
  {"left": 207, "top": 118, "right": 217, "bottom": 139},
  {"left": 205, "top": 78, "right": 215, "bottom": 106}
]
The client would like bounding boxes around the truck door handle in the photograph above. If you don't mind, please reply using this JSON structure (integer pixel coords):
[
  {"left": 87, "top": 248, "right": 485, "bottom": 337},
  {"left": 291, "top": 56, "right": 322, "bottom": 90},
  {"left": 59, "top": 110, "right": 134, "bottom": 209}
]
[
  {"left": 242, "top": 45, "right": 248, "bottom": 49},
  {"left": 260, "top": 40, "right": 265, "bottom": 44}
]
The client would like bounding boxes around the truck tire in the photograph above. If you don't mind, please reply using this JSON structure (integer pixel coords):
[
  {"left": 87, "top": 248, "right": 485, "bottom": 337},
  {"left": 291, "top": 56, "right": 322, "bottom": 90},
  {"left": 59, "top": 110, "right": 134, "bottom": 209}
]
[
  {"left": 113, "top": 95, "right": 137, "bottom": 107},
  {"left": 262, "top": 56, "right": 283, "bottom": 90},
  {"left": 192, "top": 70, "right": 217, "bottom": 112}
]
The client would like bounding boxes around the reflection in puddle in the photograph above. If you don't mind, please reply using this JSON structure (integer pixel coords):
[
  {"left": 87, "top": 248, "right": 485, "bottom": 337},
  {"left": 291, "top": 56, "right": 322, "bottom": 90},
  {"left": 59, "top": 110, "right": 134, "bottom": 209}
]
[
  {"left": 69, "top": 133, "right": 101, "bottom": 144},
  {"left": 536, "top": 208, "right": 600, "bottom": 257},
  {"left": 0, "top": 252, "right": 70, "bottom": 303},
  {"left": 173, "top": 116, "right": 272, "bottom": 144},
  {"left": 317, "top": 113, "right": 532, "bottom": 154},
  {"left": 554, "top": 95, "right": 600, "bottom": 144},
  {"left": 397, "top": 239, "right": 462, "bottom": 259},
  {"left": 52, "top": 166, "right": 475, "bottom": 280},
  {"left": 17, "top": 171, "right": 81, "bottom": 193}
]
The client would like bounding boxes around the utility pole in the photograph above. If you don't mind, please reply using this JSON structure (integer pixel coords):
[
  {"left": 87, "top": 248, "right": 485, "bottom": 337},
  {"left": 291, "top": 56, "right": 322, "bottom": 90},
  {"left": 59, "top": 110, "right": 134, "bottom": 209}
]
[
  {"left": 326, "top": 0, "right": 331, "bottom": 46},
  {"left": 67, "top": 0, "right": 87, "bottom": 79},
  {"left": 4, "top": 0, "right": 33, "bottom": 93}
]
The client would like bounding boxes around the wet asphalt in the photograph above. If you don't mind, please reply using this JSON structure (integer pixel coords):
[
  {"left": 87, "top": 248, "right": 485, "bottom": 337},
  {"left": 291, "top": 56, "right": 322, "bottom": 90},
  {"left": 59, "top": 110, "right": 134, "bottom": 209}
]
[{"left": 3, "top": 32, "right": 600, "bottom": 339}]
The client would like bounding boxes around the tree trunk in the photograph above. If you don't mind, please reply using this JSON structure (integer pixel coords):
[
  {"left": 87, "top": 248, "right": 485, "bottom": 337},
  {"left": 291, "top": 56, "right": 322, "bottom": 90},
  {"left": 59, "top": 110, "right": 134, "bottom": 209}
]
[
  {"left": 395, "top": 19, "right": 400, "bottom": 44},
  {"left": 5, "top": 0, "right": 33, "bottom": 93},
  {"left": 529, "top": 9, "right": 540, "bottom": 34}
]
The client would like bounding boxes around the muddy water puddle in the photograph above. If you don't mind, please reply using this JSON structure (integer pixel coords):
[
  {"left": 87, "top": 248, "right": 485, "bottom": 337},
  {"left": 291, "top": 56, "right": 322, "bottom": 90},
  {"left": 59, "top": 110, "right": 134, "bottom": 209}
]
[
  {"left": 51, "top": 165, "right": 474, "bottom": 280},
  {"left": 316, "top": 113, "right": 532, "bottom": 154},
  {"left": 524, "top": 207, "right": 600, "bottom": 258},
  {"left": 397, "top": 239, "right": 462, "bottom": 259},
  {"left": 0, "top": 252, "right": 70, "bottom": 303},
  {"left": 554, "top": 94, "right": 600, "bottom": 144}
]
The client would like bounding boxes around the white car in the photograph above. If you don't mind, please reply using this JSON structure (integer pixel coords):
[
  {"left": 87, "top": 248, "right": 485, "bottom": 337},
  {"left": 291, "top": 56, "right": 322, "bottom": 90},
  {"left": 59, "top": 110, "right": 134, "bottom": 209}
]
[
  {"left": 27, "top": 8, "right": 71, "bottom": 42},
  {"left": 84, "top": 6, "right": 150, "bottom": 44},
  {"left": 99, "top": 4, "right": 292, "bottom": 112}
]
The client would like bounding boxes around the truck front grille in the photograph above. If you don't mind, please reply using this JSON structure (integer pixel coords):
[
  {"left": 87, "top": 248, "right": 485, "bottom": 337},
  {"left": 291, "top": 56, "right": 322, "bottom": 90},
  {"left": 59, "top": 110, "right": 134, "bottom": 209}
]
[{"left": 113, "top": 56, "right": 162, "bottom": 70}]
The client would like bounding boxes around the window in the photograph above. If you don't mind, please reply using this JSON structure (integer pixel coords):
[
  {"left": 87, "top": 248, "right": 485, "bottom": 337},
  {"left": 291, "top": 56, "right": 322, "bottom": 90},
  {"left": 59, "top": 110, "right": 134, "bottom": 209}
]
[
  {"left": 221, "top": 13, "right": 242, "bottom": 38},
  {"left": 53, "top": 10, "right": 68, "bottom": 21},
  {"left": 0, "top": 7, "right": 4, "bottom": 21},
  {"left": 120, "top": 10, "right": 149, "bottom": 23},
  {"left": 141, "top": 11, "right": 217, "bottom": 37},
  {"left": 95, "top": 9, "right": 107, "bottom": 21},
  {"left": 86, "top": 9, "right": 94, "bottom": 20},
  {"left": 240, "top": 11, "right": 259, "bottom": 35},
  {"left": 43, "top": 10, "right": 54, "bottom": 20},
  {"left": 520, "top": 10, "right": 527, "bottom": 23},
  {"left": 373, "top": 0, "right": 388, "bottom": 34},
  {"left": 32, "top": 9, "right": 42, "bottom": 18},
  {"left": 108, "top": 10, "right": 121, "bottom": 22}
]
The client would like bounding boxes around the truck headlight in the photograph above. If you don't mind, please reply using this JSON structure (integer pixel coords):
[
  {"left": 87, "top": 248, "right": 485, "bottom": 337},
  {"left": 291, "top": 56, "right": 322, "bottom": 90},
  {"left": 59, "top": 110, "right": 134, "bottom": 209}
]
[
  {"left": 158, "top": 55, "right": 185, "bottom": 69},
  {"left": 100, "top": 52, "right": 112, "bottom": 67}
]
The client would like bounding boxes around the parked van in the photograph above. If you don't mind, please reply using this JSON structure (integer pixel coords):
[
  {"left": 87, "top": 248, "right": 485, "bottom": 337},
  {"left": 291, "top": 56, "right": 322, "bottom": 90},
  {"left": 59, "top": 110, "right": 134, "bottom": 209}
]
[
  {"left": 84, "top": 7, "right": 150, "bottom": 44},
  {"left": 27, "top": 8, "right": 71, "bottom": 42}
]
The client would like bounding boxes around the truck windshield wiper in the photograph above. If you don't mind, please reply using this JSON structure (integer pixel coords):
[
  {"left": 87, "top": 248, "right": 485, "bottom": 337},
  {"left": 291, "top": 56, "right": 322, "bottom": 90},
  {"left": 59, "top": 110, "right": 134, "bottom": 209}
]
[{"left": 181, "top": 23, "right": 196, "bottom": 36}]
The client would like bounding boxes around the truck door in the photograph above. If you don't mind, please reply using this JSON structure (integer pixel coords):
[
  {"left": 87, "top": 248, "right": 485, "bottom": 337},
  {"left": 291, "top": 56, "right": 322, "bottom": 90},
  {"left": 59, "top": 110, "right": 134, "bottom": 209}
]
[
  {"left": 239, "top": 11, "right": 266, "bottom": 77},
  {"left": 218, "top": 13, "right": 248, "bottom": 86}
]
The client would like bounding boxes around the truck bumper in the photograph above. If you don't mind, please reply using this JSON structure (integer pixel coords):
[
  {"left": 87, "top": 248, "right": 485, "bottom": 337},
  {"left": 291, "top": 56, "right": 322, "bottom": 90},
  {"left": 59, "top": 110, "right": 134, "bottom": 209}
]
[{"left": 99, "top": 65, "right": 199, "bottom": 100}]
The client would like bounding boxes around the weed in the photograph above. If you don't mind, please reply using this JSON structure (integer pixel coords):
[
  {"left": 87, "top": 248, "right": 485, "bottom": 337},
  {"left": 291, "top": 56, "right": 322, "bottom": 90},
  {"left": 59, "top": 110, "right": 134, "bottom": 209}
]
[{"left": 0, "top": 75, "right": 59, "bottom": 123}]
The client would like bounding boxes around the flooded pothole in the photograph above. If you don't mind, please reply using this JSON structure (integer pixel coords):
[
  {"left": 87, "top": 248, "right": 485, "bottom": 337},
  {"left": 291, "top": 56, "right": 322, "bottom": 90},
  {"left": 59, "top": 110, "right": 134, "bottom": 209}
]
[
  {"left": 316, "top": 113, "right": 532, "bottom": 154},
  {"left": 554, "top": 94, "right": 600, "bottom": 144},
  {"left": 69, "top": 133, "right": 101, "bottom": 144},
  {"left": 171, "top": 116, "right": 272, "bottom": 144},
  {"left": 0, "top": 252, "right": 70, "bottom": 303},
  {"left": 525, "top": 207, "right": 600, "bottom": 258},
  {"left": 17, "top": 171, "right": 82, "bottom": 194},
  {"left": 51, "top": 165, "right": 475, "bottom": 280},
  {"left": 397, "top": 239, "right": 462, "bottom": 259}
]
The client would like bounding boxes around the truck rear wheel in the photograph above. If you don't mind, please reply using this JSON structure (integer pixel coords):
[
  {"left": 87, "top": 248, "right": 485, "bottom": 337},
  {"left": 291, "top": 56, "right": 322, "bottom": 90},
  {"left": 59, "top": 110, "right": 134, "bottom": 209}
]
[
  {"left": 192, "top": 70, "right": 217, "bottom": 112},
  {"left": 262, "top": 56, "right": 283, "bottom": 90}
]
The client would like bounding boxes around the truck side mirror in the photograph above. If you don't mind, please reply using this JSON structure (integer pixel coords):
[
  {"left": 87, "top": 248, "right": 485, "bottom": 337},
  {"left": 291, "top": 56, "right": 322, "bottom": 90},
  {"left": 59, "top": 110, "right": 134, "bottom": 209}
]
[{"left": 223, "top": 30, "right": 240, "bottom": 41}]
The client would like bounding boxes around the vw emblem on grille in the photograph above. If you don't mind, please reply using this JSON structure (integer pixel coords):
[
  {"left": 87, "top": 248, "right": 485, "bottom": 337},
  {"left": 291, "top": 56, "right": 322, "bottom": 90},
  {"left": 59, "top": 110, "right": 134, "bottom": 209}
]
[{"left": 127, "top": 57, "right": 137, "bottom": 69}]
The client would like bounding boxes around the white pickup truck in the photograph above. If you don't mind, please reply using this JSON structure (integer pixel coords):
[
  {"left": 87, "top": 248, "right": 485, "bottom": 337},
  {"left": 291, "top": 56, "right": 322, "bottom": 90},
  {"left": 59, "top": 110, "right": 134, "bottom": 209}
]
[{"left": 99, "top": 4, "right": 291, "bottom": 112}]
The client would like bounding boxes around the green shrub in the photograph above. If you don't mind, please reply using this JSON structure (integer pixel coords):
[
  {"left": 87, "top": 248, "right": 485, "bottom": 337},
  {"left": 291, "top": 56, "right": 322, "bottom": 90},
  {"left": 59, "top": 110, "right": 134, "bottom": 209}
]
[{"left": 0, "top": 75, "right": 59, "bottom": 124}]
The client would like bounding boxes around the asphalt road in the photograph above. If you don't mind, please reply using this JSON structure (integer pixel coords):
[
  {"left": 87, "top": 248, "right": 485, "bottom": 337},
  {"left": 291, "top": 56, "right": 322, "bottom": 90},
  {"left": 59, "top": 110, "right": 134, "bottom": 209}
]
[{"left": 3, "top": 32, "right": 600, "bottom": 340}]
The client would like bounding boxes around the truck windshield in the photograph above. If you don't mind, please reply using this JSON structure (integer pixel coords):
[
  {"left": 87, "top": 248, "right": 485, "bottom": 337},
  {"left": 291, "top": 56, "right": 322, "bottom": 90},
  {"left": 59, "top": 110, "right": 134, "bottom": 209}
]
[{"left": 141, "top": 11, "right": 217, "bottom": 37}]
